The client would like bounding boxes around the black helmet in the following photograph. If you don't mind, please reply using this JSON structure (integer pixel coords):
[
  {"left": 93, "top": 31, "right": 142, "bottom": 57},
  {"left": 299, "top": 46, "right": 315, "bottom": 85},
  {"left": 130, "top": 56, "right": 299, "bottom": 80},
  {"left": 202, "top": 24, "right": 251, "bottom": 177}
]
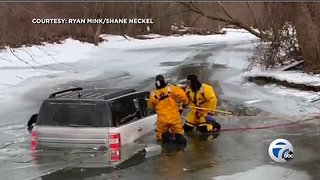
[
  {"left": 155, "top": 75, "right": 166, "bottom": 89},
  {"left": 187, "top": 74, "right": 202, "bottom": 92}
]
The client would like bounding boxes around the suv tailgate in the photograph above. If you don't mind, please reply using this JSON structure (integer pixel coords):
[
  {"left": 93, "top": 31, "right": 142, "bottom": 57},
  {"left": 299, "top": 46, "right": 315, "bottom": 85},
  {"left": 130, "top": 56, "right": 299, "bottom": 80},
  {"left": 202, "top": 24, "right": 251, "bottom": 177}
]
[{"left": 36, "top": 126, "right": 108, "bottom": 144}]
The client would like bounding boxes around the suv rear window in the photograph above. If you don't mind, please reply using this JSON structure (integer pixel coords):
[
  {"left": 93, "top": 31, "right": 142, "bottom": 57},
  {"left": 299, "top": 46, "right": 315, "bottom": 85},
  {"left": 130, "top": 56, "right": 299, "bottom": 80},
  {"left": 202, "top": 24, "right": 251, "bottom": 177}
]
[{"left": 37, "top": 100, "right": 107, "bottom": 127}]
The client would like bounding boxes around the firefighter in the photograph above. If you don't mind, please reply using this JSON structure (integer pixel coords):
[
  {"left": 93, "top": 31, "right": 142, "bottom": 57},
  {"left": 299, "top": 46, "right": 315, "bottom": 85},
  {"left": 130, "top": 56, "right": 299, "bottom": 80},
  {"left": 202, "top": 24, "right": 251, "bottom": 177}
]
[
  {"left": 148, "top": 75, "right": 188, "bottom": 145},
  {"left": 183, "top": 74, "right": 221, "bottom": 133}
]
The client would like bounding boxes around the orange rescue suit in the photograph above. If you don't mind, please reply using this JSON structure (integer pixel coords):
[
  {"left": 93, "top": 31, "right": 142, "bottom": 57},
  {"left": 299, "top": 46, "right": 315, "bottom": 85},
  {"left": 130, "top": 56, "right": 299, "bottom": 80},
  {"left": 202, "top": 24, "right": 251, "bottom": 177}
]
[{"left": 148, "top": 85, "right": 188, "bottom": 140}]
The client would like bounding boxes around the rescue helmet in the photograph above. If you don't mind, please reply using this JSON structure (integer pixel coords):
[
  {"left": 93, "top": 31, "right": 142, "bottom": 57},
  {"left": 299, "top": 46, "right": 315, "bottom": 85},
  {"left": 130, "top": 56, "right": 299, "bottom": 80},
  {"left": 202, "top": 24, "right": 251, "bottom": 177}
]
[
  {"left": 187, "top": 74, "right": 202, "bottom": 91},
  {"left": 155, "top": 75, "right": 166, "bottom": 89}
]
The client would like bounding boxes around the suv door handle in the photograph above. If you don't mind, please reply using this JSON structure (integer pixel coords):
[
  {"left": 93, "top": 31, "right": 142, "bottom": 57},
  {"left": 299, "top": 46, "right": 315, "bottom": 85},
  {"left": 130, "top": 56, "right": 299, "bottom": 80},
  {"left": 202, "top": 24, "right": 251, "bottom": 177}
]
[{"left": 138, "top": 127, "right": 143, "bottom": 132}]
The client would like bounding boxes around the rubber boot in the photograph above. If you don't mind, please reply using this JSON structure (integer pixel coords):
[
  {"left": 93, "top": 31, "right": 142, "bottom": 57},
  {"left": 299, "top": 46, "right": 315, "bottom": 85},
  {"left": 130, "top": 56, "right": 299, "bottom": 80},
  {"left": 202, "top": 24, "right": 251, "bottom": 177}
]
[
  {"left": 175, "top": 133, "right": 187, "bottom": 145},
  {"left": 212, "top": 121, "right": 221, "bottom": 131},
  {"left": 183, "top": 124, "right": 194, "bottom": 133},
  {"left": 161, "top": 131, "right": 174, "bottom": 144},
  {"left": 198, "top": 125, "right": 210, "bottom": 133}
]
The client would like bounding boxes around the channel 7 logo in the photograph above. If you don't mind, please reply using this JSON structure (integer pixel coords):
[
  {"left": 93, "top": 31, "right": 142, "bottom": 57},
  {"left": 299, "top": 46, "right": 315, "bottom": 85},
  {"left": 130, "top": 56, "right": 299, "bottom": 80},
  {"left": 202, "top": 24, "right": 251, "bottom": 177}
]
[{"left": 268, "top": 139, "right": 294, "bottom": 162}]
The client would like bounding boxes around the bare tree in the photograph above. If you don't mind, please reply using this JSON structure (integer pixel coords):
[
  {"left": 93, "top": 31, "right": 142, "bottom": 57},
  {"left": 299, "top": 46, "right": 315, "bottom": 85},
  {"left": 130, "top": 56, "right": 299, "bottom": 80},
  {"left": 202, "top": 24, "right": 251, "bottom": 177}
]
[
  {"left": 292, "top": 3, "right": 320, "bottom": 73},
  {"left": 260, "top": 2, "right": 320, "bottom": 73},
  {"left": 93, "top": 3, "right": 104, "bottom": 45}
]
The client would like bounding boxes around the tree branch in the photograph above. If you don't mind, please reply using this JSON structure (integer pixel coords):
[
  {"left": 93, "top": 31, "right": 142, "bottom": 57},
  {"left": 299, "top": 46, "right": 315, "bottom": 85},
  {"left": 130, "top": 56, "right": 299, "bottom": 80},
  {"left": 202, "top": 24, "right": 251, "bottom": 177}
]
[
  {"left": 191, "top": 15, "right": 204, "bottom": 27},
  {"left": 166, "top": 9, "right": 191, "bottom": 18},
  {"left": 18, "top": 49, "right": 58, "bottom": 71},
  {"left": 246, "top": 2, "right": 265, "bottom": 39},
  {"left": 9, "top": 47, "right": 41, "bottom": 72},
  {"left": 217, "top": 2, "right": 237, "bottom": 22},
  {"left": 180, "top": 2, "right": 268, "bottom": 40},
  {"left": 0, "top": 57, "right": 13, "bottom": 63}
]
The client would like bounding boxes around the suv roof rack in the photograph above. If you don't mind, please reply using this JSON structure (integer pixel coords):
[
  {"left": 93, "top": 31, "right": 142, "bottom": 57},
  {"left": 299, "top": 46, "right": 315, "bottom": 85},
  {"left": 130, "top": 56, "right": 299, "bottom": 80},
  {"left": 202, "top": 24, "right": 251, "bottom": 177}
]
[
  {"left": 48, "top": 88, "right": 137, "bottom": 100},
  {"left": 104, "top": 89, "right": 136, "bottom": 100},
  {"left": 49, "top": 87, "right": 83, "bottom": 98}
]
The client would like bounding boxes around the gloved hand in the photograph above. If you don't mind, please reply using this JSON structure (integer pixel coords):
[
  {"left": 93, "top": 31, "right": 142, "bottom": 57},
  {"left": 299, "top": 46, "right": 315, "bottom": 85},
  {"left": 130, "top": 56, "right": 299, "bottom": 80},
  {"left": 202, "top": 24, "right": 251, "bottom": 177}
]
[
  {"left": 179, "top": 104, "right": 188, "bottom": 115},
  {"left": 205, "top": 114, "right": 216, "bottom": 124},
  {"left": 195, "top": 110, "right": 202, "bottom": 118},
  {"left": 179, "top": 108, "right": 184, "bottom": 115},
  {"left": 182, "top": 104, "right": 188, "bottom": 109},
  {"left": 27, "top": 123, "right": 35, "bottom": 133}
]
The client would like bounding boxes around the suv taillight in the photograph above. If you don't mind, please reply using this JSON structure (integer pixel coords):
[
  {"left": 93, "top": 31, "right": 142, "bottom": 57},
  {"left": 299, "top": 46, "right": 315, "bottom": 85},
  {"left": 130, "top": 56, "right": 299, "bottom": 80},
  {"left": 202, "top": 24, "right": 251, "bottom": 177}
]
[
  {"left": 31, "top": 128, "right": 37, "bottom": 150},
  {"left": 109, "top": 133, "right": 121, "bottom": 149},
  {"left": 108, "top": 133, "right": 121, "bottom": 162},
  {"left": 110, "top": 149, "right": 121, "bottom": 162}
]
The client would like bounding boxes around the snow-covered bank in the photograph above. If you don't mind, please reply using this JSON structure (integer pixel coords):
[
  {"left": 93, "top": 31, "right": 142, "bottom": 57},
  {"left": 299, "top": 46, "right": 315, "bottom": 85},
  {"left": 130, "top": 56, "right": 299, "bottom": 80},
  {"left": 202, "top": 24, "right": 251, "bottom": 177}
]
[
  {"left": 101, "top": 30, "right": 255, "bottom": 50},
  {"left": 244, "top": 70, "right": 320, "bottom": 87},
  {"left": 0, "top": 39, "right": 96, "bottom": 90},
  {"left": 242, "top": 71, "right": 320, "bottom": 102}
]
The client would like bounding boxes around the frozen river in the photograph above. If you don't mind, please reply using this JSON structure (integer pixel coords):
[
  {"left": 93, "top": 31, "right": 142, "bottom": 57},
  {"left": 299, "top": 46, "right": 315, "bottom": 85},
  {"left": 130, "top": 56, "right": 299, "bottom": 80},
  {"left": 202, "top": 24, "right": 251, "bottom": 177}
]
[{"left": 0, "top": 33, "right": 319, "bottom": 180}]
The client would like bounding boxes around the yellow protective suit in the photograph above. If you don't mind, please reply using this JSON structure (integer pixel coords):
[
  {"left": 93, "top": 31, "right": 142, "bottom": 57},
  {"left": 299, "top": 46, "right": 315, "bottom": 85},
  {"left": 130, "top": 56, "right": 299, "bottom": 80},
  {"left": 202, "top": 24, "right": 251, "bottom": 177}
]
[
  {"left": 148, "top": 85, "right": 188, "bottom": 140},
  {"left": 185, "top": 83, "right": 217, "bottom": 132}
]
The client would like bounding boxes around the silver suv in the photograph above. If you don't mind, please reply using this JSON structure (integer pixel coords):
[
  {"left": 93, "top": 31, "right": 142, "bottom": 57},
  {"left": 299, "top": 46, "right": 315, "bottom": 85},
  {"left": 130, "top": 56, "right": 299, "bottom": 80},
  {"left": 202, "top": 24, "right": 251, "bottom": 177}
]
[{"left": 29, "top": 87, "right": 156, "bottom": 155}]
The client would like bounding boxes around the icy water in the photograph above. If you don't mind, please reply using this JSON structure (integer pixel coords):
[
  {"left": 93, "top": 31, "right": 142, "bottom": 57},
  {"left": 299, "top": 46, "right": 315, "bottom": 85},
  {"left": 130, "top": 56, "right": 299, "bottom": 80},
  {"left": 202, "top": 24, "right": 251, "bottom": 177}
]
[
  {"left": 1, "top": 41, "right": 319, "bottom": 180},
  {"left": 36, "top": 118, "right": 320, "bottom": 180}
]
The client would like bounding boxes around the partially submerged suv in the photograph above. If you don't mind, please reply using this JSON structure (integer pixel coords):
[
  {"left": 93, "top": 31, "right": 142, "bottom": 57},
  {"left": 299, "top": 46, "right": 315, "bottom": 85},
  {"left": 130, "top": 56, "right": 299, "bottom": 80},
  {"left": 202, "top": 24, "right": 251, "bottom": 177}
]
[{"left": 30, "top": 87, "right": 156, "bottom": 156}]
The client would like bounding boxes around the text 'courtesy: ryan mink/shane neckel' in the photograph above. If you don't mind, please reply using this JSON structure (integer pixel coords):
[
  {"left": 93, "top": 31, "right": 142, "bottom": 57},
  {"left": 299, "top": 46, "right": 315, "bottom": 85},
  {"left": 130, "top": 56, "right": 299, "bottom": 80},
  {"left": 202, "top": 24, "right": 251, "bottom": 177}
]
[{"left": 32, "top": 18, "right": 154, "bottom": 24}]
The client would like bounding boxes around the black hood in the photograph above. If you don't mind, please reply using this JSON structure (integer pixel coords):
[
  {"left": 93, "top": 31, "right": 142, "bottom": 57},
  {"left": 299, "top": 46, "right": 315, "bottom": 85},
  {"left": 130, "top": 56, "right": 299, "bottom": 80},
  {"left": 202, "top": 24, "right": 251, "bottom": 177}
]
[
  {"left": 155, "top": 75, "right": 167, "bottom": 89},
  {"left": 187, "top": 74, "right": 202, "bottom": 92}
]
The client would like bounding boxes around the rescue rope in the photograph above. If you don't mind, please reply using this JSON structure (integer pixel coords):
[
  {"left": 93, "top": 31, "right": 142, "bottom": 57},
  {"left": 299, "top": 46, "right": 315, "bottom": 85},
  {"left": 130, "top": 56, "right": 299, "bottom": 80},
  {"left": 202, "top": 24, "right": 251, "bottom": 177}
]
[
  {"left": 144, "top": 98, "right": 232, "bottom": 114},
  {"left": 188, "top": 106, "right": 232, "bottom": 115},
  {"left": 180, "top": 114, "right": 320, "bottom": 132}
]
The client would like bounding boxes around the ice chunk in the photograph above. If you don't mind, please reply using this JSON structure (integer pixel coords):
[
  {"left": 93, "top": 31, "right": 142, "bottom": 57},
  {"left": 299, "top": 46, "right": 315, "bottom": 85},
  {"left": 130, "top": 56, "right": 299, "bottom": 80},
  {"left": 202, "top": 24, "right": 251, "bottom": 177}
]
[
  {"left": 245, "top": 100, "right": 261, "bottom": 104},
  {"left": 144, "top": 144, "right": 161, "bottom": 158}
]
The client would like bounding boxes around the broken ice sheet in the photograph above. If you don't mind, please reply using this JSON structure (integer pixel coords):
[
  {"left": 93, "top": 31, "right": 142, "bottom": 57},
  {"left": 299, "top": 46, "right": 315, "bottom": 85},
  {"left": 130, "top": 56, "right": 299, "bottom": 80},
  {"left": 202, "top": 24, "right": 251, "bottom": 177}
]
[{"left": 245, "top": 100, "right": 261, "bottom": 104}]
